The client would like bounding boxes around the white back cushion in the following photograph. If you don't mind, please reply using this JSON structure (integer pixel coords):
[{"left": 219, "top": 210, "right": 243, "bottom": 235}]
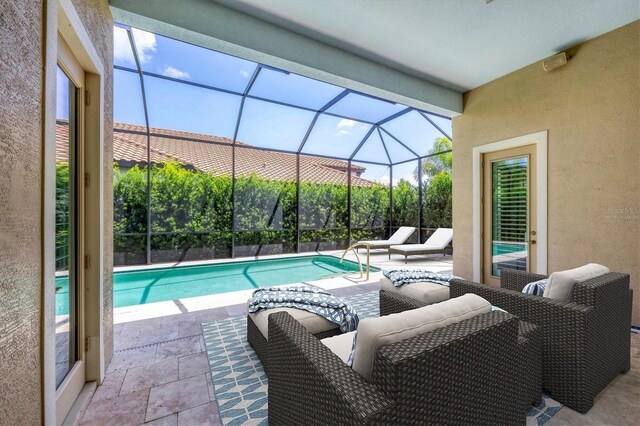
[
  {"left": 320, "top": 331, "right": 357, "bottom": 364},
  {"left": 424, "top": 228, "right": 453, "bottom": 249},
  {"left": 389, "top": 226, "right": 416, "bottom": 243},
  {"left": 543, "top": 263, "right": 609, "bottom": 301},
  {"left": 352, "top": 293, "right": 491, "bottom": 380}
]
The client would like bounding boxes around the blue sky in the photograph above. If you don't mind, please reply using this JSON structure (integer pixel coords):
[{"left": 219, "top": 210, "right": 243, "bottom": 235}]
[{"left": 112, "top": 27, "right": 451, "bottom": 185}]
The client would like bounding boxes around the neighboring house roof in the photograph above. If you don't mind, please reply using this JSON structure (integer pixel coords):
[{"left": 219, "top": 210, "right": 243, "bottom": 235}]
[{"left": 55, "top": 121, "right": 374, "bottom": 186}]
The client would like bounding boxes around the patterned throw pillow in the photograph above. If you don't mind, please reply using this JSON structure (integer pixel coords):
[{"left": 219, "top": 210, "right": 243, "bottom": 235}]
[
  {"left": 522, "top": 279, "right": 548, "bottom": 296},
  {"left": 346, "top": 331, "right": 357, "bottom": 368}
]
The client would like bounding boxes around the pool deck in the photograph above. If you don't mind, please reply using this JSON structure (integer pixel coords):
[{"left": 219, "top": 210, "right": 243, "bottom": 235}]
[{"left": 78, "top": 252, "right": 639, "bottom": 425}]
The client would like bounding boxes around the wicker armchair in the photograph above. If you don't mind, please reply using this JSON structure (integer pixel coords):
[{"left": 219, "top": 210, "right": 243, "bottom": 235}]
[
  {"left": 267, "top": 309, "right": 532, "bottom": 425},
  {"left": 380, "top": 289, "right": 542, "bottom": 409},
  {"left": 449, "top": 269, "right": 633, "bottom": 413}
]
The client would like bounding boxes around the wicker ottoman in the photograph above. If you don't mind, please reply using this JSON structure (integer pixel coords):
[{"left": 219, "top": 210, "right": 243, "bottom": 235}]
[{"left": 247, "top": 307, "right": 340, "bottom": 374}]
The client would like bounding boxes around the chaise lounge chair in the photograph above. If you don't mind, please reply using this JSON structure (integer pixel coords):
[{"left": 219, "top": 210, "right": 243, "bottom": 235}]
[
  {"left": 388, "top": 227, "right": 453, "bottom": 263},
  {"left": 357, "top": 226, "right": 415, "bottom": 252}
]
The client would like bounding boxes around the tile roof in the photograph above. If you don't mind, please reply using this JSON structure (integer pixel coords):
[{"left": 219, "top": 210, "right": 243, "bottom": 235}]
[{"left": 56, "top": 121, "right": 374, "bottom": 186}]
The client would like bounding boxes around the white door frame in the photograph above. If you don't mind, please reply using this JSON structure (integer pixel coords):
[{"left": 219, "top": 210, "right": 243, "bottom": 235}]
[
  {"left": 44, "top": 1, "right": 105, "bottom": 423},
  {"left": 472, "top": 131, "right": 548, "bottom": 282}
]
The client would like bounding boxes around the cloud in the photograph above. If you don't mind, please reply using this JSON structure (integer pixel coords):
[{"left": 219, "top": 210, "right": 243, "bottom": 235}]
[
  {"left": 240, "top": 69, "right": 251, "bottom": 78},
  {"left": 337, "top": 119, "right": 356, "bottom": 135},
  {"left": 113, "top": 28, "right": 135, "bottom": 65},
  {"left": 162, "top": 66, "right": 190, "bottom": 79},
  {"left": 378, "top": 175, "right": 396, "bottom": 186},
  {"left": 113, "top": 28, "right": 157, "bottom": 66},
  {"left": 400, "top": 174, "right": 418, "bottom": 185},
  {"left": 377, "top": 174, "right": 417, "bottom": 187}
]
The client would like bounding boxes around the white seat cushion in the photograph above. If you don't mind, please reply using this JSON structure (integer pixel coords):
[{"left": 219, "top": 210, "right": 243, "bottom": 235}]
[
  {"left": 380, "top": 276, "right": 450, "bottom": 305},
  {"left": 390, "top": 244, "right": 445, "bottom": 253},
  {"left": 543, "top": 263, "right": 609, "bottom": 301},
  {"left": 352, "top": 293, "right": 491, "bottom": 380},
  {"left": 423, "top": 228, "right": 453, "bottom": 249},
  {"left": 358, "top": 240, "right": 395, "bottom": 247},
  {"left": 358, "top": 227, "right": 415, "bottom": 247},
  {"left": 388, "top": 226, "right": 416, "bottom": 244},
  {"left": 248, "top": 305, "right": 338, "bottom": 339},
  {"left": 320, "top": 331, "right": 357, "bottom": 364}
]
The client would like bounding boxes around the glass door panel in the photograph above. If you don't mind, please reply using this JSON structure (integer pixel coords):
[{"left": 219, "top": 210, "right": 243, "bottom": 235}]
[
  {"left": 491, "top": 157, "right": 528, "bottom": 276},
  {"left": 55, "top": 66, "right": 78, "bottom": 388}
]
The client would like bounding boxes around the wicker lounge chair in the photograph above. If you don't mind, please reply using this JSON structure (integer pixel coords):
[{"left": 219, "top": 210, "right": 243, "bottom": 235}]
[
  {"left": 449, "top": 268, "right": 633, "bottom": 413},
  {"left": 380, "top": 289, "right": 542, "bottom": 408},
  {"left": 388, "top": 227, "right": 453, "bottom": 263},
  {"left": 267, "top": 297, "right": 540, "bottom": 425},
  {"left": 357, "top": 226, "right": 415, "bottom": 251}
]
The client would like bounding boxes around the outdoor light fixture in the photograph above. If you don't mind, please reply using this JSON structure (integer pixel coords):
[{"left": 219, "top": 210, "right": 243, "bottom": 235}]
[{"left": 543, "top": 52, "right": 568, "bottom": 71}]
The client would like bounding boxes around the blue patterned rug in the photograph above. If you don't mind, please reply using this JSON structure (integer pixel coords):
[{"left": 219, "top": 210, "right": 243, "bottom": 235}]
[{"left": 202, "top": 291, "right": 562, "bottom": 426}]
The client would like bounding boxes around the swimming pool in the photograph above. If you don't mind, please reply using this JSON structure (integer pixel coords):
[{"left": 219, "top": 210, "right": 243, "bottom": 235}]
[{"left": 55, "top": 255, "right": 376, "bottom": 315}]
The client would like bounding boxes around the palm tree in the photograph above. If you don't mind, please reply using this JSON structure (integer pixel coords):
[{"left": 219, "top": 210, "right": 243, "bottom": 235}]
[{"left": 414, "top": 137, "right": 452, "bottom": 182}]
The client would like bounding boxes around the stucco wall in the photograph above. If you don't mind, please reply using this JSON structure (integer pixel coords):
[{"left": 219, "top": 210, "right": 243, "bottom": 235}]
[
  {"left": 452, "top": 21, "right": 640, "bottom": 324},
  {"left": 71, "top": 0, "right": 114, "bottom": 369},
  {"left": 0, "top": 0, "right": 113, "bottom": 422},
  {"left": 0, "top": 1, "right": 45, "bottom": 423}
]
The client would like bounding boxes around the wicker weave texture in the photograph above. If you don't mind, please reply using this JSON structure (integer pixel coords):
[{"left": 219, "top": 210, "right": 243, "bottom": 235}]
[
  {"left": 247, "top": 314, "right": 341, "bottom": 376},
  {"left": 380, "top": 289, "right": 543, "bottom": 409},
  {"left": 450, "top": 269, "right": 632, "bottom": 413},
  {"left": 379, "top": 289, "right": 427, "bottom": 316},
  {"left": 268, "top": 312, "right": 391, "bottom": 425}
]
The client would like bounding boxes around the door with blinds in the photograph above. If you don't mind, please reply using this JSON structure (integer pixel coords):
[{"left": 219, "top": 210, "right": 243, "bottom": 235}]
[{"left": 482, "top": 145, "right": 537, "bottom": 286}]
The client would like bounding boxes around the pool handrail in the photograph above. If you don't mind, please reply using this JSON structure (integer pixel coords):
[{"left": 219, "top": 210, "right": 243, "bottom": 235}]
[{"left": 339, "top": 243, "right": 372, "bottom": 281}]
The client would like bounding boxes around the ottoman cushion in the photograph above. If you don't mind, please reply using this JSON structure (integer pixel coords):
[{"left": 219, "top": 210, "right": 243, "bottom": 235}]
[
  {"left": 380, "top": 275, "right": 450, "bottom": 305},
  {"left": 248, "top": 305, "right": 338, "bottom": 339}
]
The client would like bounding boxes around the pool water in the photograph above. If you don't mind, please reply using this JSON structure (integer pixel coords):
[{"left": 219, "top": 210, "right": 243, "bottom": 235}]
[
  {"left": 55, "top": 255, "right": 375, "bottom": 315},
  {"left": 492, "top": 242, "right": 527, "bottom": 256}
]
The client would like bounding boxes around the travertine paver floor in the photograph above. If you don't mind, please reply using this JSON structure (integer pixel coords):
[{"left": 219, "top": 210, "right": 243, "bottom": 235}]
[
  {"left": 79, "top": 279, "right": 384, "bottom": 425},
  {"left": 80, "top": 304, "right": 226, "bottom": 426}
]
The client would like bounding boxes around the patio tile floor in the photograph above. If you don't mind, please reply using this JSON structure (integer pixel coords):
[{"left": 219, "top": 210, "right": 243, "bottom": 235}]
[{"left": 78, "top": 254, "right": 638, "bottom": 425}]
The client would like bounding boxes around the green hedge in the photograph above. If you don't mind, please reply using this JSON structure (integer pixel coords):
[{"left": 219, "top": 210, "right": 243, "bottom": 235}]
[{"left": 108, "top": 154, "right": 451, "bottom": 264}]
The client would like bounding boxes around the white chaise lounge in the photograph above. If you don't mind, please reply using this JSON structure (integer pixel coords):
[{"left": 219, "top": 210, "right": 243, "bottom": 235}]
[
  {"left": 357, "top": 226, "right": 416, "bottom": 252},
  {"left": 389, "top": 227, "right": 453, "bottom": 263}
]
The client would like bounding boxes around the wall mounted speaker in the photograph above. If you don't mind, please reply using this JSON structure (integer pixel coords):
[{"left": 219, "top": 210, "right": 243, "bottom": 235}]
[{"left": 543, "top": 52, "right": 568, "bottom": 71}]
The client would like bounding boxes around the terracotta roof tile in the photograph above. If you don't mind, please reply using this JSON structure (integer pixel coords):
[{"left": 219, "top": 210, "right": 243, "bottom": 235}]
[{"left": 56, "top": 121, "right": 374, "bottom": 186}]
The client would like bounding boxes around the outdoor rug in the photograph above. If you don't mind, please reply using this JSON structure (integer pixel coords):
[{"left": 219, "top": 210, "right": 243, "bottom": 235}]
[{"left": 202, "top": 291, "right": 563, "bottom": 426}]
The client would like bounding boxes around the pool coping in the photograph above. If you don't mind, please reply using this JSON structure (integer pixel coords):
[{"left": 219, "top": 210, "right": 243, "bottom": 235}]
[
  {"left": 112, "top": 250, "right": 453, "bottom": 324},
  {"left": 113, "top": 250, "right": 353, "bottom": 272}
]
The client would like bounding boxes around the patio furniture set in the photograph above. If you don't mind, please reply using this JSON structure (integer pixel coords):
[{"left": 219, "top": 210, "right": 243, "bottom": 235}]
[{"left": 246, "top": 251, "right": 632, "bottom": 424}]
